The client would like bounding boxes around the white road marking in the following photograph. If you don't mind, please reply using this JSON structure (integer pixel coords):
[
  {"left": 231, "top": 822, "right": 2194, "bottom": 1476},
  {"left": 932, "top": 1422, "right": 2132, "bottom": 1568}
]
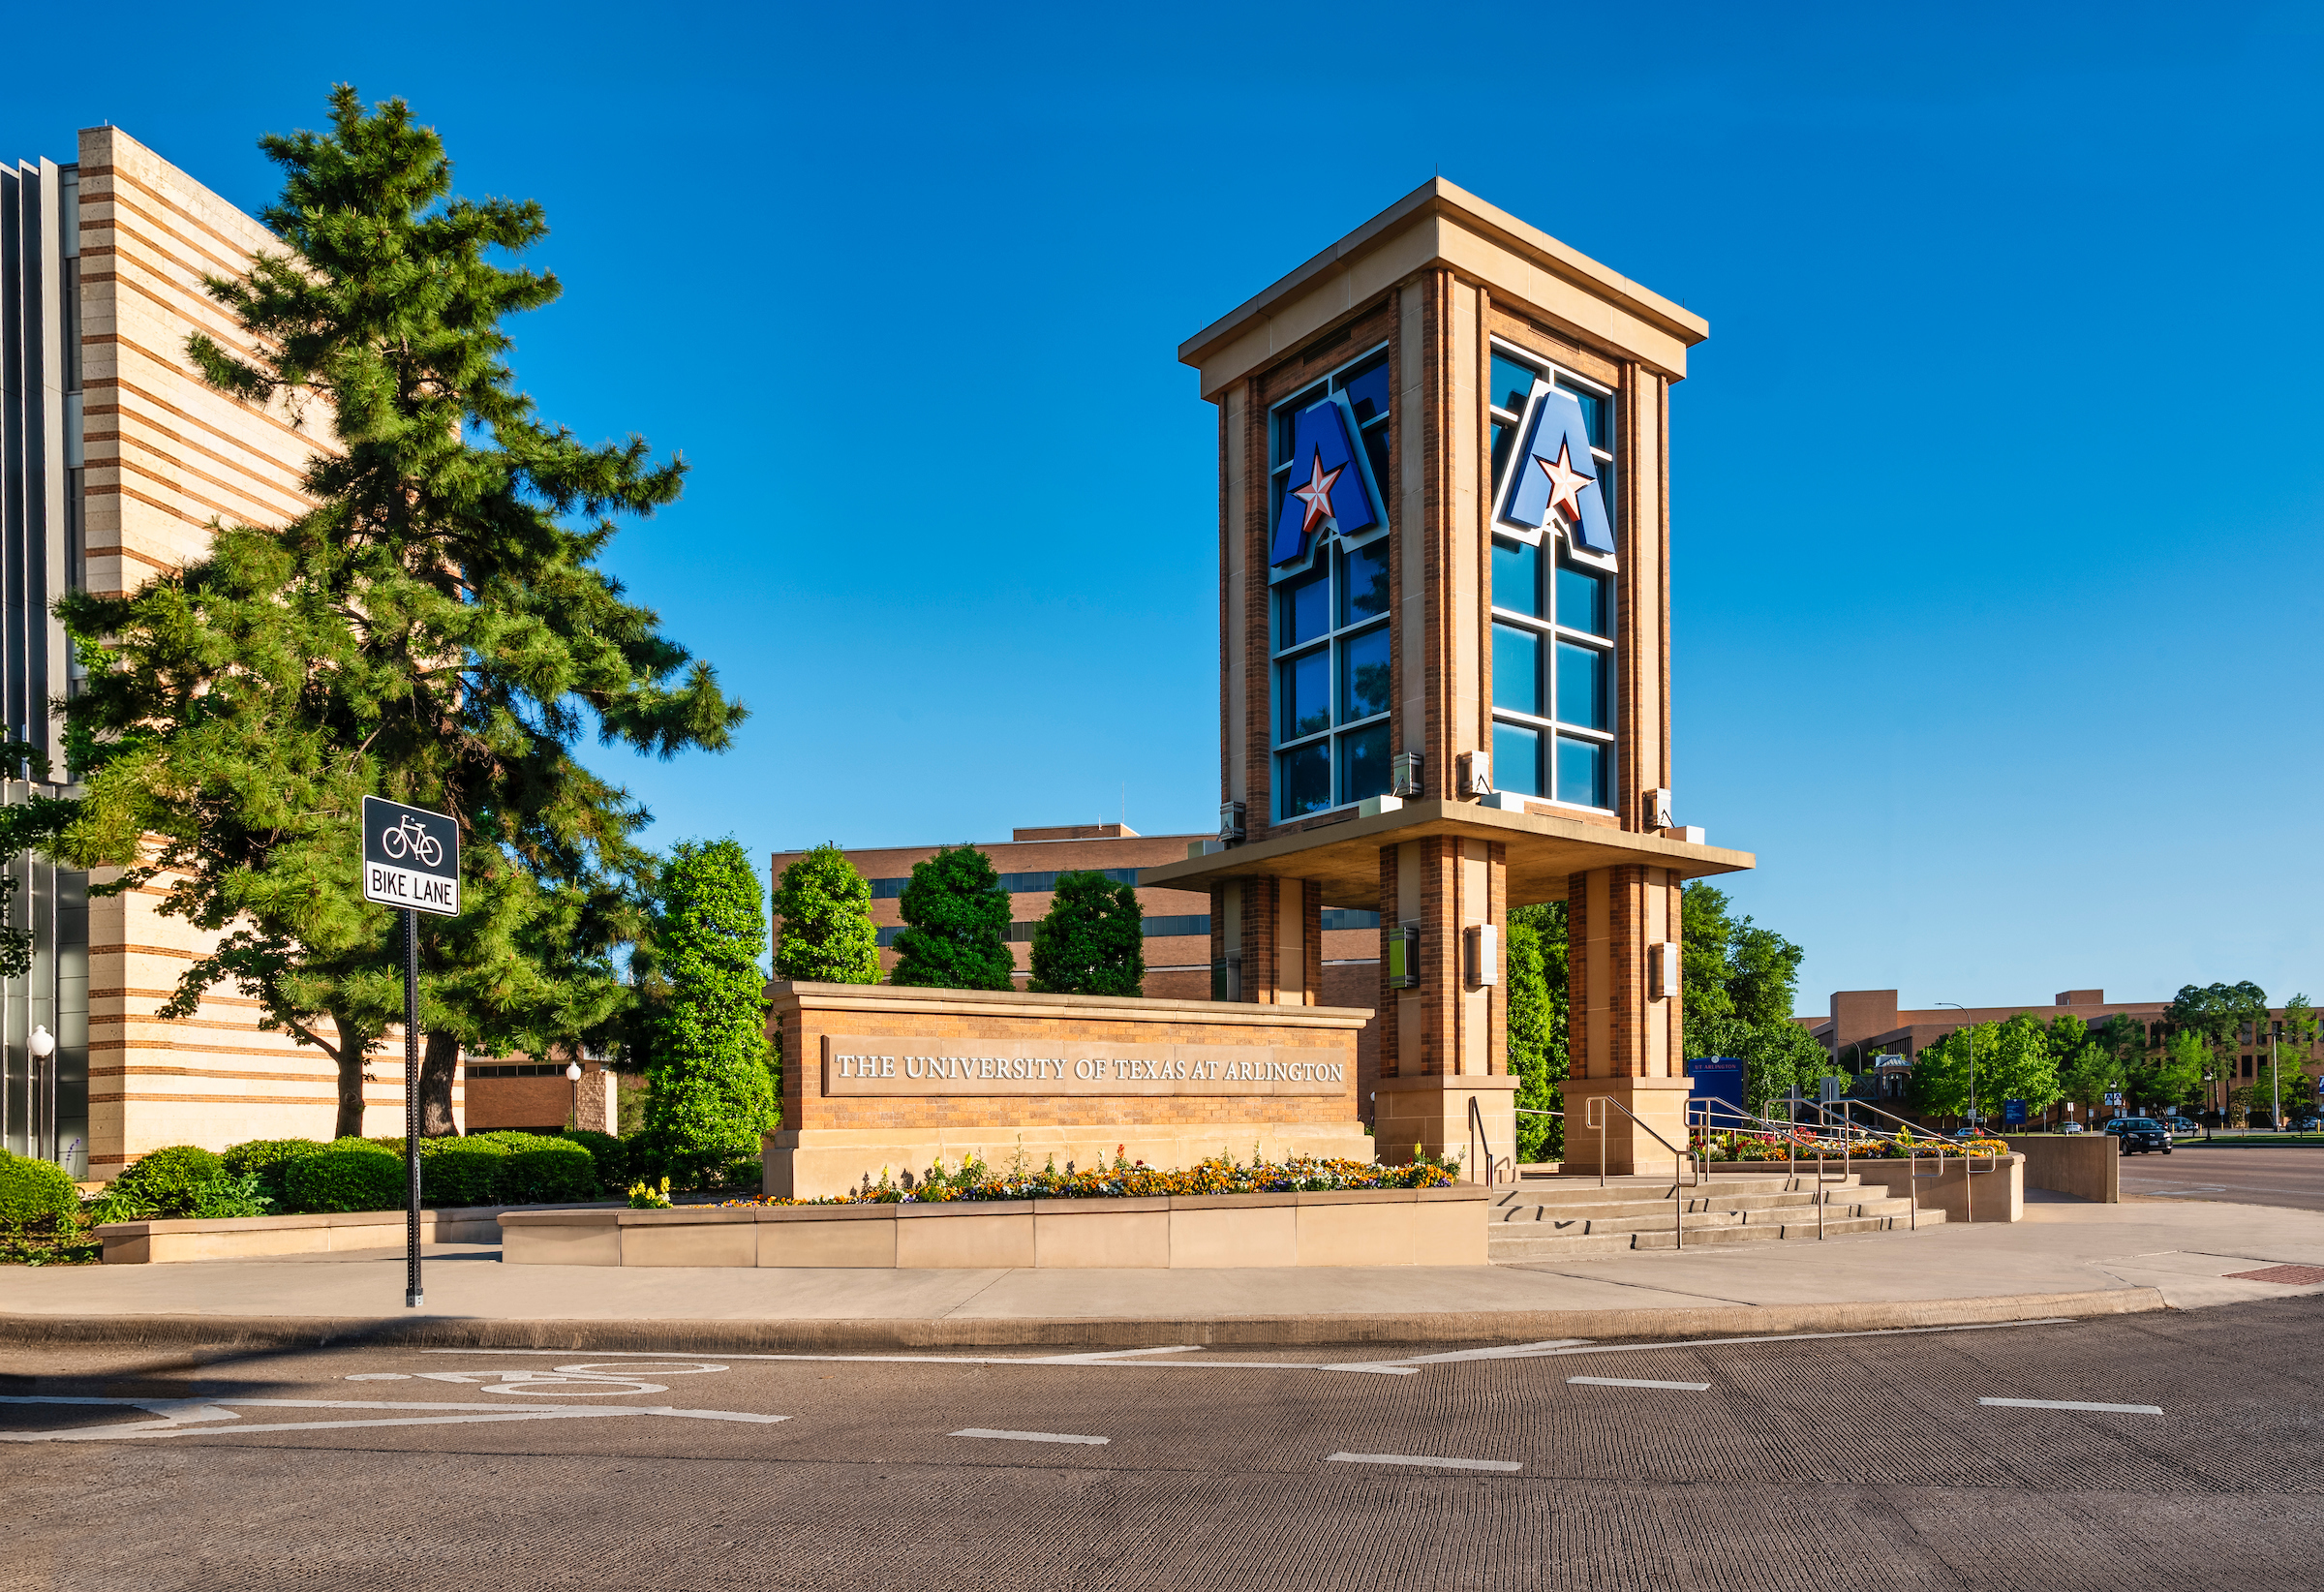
[
  {"left": 951, "top": 1427, "right": 1110, "bottom": 1445},
  {"left": 1568, "top": 1375, "right": 1711, "bottom": 1391},
  {"left": 424, "top": 1347, "right": 1417, "bottom": 1377},
  {"left": 0, "top": 1394, "right": 787, "bottom": 1443},
  {"left": 1361, "top": 1339, "right": 1592, "bottom": 1366},
  {"left": 1328, "top": 1452, "right": 1520, "bottom": 1473},
  {"left": 1980, "top": 1397, "right": 2163, "bottom": 1415}
]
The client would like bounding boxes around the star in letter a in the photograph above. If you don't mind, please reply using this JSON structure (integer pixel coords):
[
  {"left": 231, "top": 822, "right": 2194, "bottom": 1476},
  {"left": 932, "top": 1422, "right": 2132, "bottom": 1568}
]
[
  {"left": 1535, "top": 439, "right": 1593, "bottom": 523},
  {"left": 1288, "top": 448, "right": 1345, "bottom": 537}
]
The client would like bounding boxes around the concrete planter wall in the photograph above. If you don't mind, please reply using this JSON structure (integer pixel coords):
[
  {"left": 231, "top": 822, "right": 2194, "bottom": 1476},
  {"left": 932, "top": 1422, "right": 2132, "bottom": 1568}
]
[
  {"left": 500, "top": 1186, "right": 1489, "bottom": 1270},
  {"left": 95, "top": 1201, "right": 622, "bottom": 1264},
  {"left": 2000, "top": 1135, "right": 2119, "bottom": 1203}
]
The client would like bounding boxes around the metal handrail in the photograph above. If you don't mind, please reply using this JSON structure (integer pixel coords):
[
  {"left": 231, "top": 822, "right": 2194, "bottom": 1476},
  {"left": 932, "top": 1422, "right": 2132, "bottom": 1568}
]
[
  {"left": 1467, "top": 1094, "right": 1500, "bottom": 1188},
  {"left": 1581, "top": 1094, "right": 1695, "bottom": 1251},
  {"left": 1689, "top": 1095, "right": 2002, "bottom": 1228}
]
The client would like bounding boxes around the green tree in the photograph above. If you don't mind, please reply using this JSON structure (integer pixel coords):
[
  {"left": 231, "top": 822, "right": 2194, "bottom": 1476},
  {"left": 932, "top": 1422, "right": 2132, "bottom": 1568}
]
[
  {"left": 1909, "top": 1024, "right": 1979, "bottom": 1118},
  {"left": 1985, "top": 1013, "right": 2063, "bottom": 1118},
  {"left": 1506, "top": 902, "right": 1568, "bottom": 1162},
  {"left": 2165, "top": 980, "right": 2269, "bottom": 1119},
  {"left": 2134, "top": 1030, "right": 2208, "bottom": 1116},
  {"left": 2271, "top": 995, "right": 2318, "bottom": 1122},
  {"left": 1027, "top": 872, "right": 1145, "bottom": 995},
  {"left": 1739, "top": 1021, "right": 1840, "bottom": 1117},
  {"left": 56, "top": 88, "right": 741, "bottom": 1138},
  {"left": 771, "top": 845, "right": 880, "bottom": 985},
  {"left": 1679, "top": 882, "right": 1736, "bottom": 1027},
  {"left": 641, "top": 840, "right": 777, "bottom": 1181},
  {"left": 889, "top": 846, "right": 1015, "bottom": 991},
  {"left": 1727, "top": 921, "right": 1806, "bottom": 1029}
]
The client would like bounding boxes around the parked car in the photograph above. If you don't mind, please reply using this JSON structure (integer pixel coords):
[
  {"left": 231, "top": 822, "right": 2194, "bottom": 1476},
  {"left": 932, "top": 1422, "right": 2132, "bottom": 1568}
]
[
  {"left": 2058, "top": 1121, "right": 2086, "bottom": 1134},
  {"left": 2105, "top": 1117, "right": 2172, "bottom": 1154},
  {"left": 2164, "top": 1117, "right": 2203, "bottom": 1137},
  {"left": 2289, "top": 1113, "right": 2322, "bottom": 1133}
]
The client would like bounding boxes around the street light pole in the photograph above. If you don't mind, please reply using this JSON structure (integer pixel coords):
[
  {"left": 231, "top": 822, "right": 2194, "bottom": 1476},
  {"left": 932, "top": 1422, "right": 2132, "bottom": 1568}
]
[
  {"left": 1935, "top": 1002, "right": 1976, "bottom": 1131},
  {"left": 566, "top": 1060, "right": 583, "bottom": 1129}
]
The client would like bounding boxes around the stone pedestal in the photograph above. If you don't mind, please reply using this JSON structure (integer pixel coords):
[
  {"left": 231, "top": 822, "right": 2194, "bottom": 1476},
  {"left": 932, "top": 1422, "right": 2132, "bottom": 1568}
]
[
  {"left": 1374, "top": 1073, "right": 1520, "bottom": 1182},
  {"left": 1554, "top": 1075, "right": 1692, "bottom": 1177}
]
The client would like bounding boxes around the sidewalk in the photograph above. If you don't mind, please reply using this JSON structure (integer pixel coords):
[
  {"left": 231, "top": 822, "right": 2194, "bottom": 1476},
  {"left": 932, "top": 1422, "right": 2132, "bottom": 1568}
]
[{"left": 4, "top": 1196, "right": 2320, "bottom": 1352}]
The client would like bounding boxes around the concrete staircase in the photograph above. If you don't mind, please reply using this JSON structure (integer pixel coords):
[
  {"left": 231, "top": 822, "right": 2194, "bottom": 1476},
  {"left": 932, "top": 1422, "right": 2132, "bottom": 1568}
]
[{"left": 1488, "top": 1171, "right": 1942, "bottom": 1262}]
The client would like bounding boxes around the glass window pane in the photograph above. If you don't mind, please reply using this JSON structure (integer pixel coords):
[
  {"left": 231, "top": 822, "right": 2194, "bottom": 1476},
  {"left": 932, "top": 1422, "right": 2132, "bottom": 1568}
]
[
  {"left": 1337, "top": 354, "right": 1391, "bottom": 425},
  {"left": 1593, "top": 458, "right": 1616, "bottom": 535},
  {"left": 1556, "top": 735, "right": 1606, "bottom": 809},
  {"left": 1272, "top": 383, "right": 1326, "bottom": 467},
  {"left": 1492, "top": 622, "right": 1541, "bottom": 716},
  {"left": 1361, "top": 421, "right": 1391, "bottom": 498},
  {"left": 1556, "top": 640, "right": 1606, "bottom": 729},
  {"left": 1276, "top": 565, "right": 1330, "bottom": 648},
  {"left": 1340, "top": 722, "right": 1391, "bottom": 804},
  {"left": 1494, "top": 721, "right": 1542, "bottom": 797},
  {"left": 1556, "top": 560, "right": 1608, "bottom": 636},
  {"left": 1278, "top": 742, "right": 1331, "bottom": 818},
  {"left": 1278, "top": 649, "right": 1330, "bottom": 742},
  {"left": 1340, "top": 538, "right": 1390, "bottom": 625},
  {"left": 1492, "top": 536, "right": 1540, "bottom": 617},
  {"left": 1490, "top": 420, "right": 1514, "bottom": 492},
  {"left": 1339, "top": 625, "right": 1391, "bottom": 723},
  {"left": 1490, "top": 352, "right": 1539, "bottom": 416},
  {"left": 1558, "top": 381, "right": 1606, "bottom": 450}
]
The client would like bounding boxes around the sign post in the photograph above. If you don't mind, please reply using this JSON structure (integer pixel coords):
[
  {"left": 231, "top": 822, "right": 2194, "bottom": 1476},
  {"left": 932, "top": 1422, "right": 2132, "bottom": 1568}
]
[{"left": 360, "top": 796, "right": 461, "bottom": 1309}]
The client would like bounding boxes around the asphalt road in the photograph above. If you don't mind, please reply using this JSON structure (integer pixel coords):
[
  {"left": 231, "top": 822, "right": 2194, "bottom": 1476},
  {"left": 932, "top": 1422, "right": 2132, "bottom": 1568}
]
[
  {"left": 6, "top": 1299, "right": 2322, "bottom": 1590},
  {"left": 2120, "top": 1143, "right": 2324, "bottom": 1212}
]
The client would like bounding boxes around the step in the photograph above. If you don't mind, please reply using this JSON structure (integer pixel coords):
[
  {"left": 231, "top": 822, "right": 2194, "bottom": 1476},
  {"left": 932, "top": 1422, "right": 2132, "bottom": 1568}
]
[
  {"left": 1491, "top": 1188, "right": 1856, "bottom": 1222},
  {"left": 1485, "top": 1196, "right": 1920, "bottom": 1242},
  {"left": 1494, "top": 1177, "right": 1860, "bottom": 1209},
  {"left": 1488, "top": 1209, "right": 1947, "bottom": 1260}
]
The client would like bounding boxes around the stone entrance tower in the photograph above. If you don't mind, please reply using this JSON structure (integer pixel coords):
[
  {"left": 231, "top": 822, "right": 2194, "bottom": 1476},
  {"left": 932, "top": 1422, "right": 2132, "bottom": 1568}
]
[{"left": 1145, "top": 181, "right": 1753, "bottom": 1176}]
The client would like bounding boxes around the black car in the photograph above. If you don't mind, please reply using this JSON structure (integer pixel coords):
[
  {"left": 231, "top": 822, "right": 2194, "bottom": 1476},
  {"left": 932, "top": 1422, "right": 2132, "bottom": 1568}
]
[{"left": 2106, "top": 1117, "right": 2172, "bottom": 1154}]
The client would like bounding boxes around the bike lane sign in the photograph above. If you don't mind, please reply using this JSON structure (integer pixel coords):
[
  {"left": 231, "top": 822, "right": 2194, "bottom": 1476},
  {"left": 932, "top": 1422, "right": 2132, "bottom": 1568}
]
[{"left": 361, "top": 796, "right": 460, "bottom": 916}]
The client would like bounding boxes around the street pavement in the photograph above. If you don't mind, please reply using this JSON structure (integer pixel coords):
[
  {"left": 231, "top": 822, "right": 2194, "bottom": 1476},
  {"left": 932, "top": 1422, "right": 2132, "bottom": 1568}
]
[
  {"left": 2121, "top": 1143, "right": 2324, "bottom": 1212},
  {"left": 4, "top": 1298, "right": 2321, "bottom": 1589}
]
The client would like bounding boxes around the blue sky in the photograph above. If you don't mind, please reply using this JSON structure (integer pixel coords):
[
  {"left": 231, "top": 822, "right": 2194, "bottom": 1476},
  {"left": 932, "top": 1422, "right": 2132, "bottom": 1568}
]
[{"left": 9, "top": 2, "right": 2322, "bottom": 1015}]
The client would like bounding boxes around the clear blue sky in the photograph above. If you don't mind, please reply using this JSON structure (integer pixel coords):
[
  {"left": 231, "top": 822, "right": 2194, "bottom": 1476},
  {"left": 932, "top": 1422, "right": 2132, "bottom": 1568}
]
[{"left": 9, "top": 2, "right": 2322, "bottom": 1016}]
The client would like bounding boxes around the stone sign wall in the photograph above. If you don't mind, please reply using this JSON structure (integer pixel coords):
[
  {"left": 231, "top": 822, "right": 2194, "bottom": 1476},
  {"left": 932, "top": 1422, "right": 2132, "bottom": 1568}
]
[{"left": 764, "top": 982, "right": 1375, "bottom": 1200}]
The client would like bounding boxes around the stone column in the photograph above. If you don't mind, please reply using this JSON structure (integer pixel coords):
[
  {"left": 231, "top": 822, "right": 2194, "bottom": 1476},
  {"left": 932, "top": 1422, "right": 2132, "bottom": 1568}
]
[
  {"left": 1373, "top": 836, "right": 1517, "bottom": 1179},
  {"left": 1556, "top": 864, "right": 1688, "bottom": 1174}
]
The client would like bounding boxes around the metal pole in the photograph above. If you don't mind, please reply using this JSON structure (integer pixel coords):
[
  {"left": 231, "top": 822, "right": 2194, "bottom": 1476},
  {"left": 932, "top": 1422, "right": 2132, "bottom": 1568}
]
[
  {"left": 404, "top": 906, "right": 423, "bottom": 1309},
  {"left": 2272, "top": 1035, "right": 2280, "bottom": 1130}
]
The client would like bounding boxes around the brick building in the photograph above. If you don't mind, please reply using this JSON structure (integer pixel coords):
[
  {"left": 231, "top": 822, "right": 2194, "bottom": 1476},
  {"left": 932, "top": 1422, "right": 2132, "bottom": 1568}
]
[
  {"left": 1810, "top": 987, "right": 2324, "bottom": 1117},
  {"left": 2, "top": 126, "right": 474, "bottom": 1176}
]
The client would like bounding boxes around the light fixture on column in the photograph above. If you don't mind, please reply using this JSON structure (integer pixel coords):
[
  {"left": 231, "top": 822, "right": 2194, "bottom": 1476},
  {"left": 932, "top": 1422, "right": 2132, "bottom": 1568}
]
[
  {"left": 1456, "top": 750, "right": 1492, "bottom": 797},
  {"left": 1391, "top": 751, "right": 1422, "bottom": 798},
  {"left": 1388, "top": 924, "right": 1420, "bottom": 989},
  {"left": 1464, "top": 925, "right": 1500, "bottom": 988},
  {"left": 1217, "top": 801, "right": 1245, "bottom": 842}
]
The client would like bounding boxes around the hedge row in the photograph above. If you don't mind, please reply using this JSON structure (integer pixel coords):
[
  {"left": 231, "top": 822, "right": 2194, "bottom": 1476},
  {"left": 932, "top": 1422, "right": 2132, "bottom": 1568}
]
[{"left": 109, "top": 1132, "right": 609, "bottom": 1217}]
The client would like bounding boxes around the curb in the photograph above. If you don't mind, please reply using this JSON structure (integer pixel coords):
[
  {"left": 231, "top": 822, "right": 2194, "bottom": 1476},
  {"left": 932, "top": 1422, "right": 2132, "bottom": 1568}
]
[{"left": 0, "top": 1287, "right": 2167, "bottom": 1355}]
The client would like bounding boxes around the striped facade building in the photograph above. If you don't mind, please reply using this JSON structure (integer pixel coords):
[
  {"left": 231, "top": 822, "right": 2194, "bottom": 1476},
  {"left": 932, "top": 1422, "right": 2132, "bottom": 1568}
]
[{"left": 3, "top": 126, "right": 456, "bottom": 1177}]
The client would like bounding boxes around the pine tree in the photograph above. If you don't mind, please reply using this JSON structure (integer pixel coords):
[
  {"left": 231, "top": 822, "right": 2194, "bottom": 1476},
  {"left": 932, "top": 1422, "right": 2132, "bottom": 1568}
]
[
  {"left": 772, "top": 845, "right": 880, "bottom": 984},
  {"left": 642, "top": 840, "right": 778, "bottom": 1181},
  {"left": 1027, "top": 872, "right": 1144, "bottom": 995},
  {"left": 888, "top": 845, "right": 1015, "bottom": 991},
  {"left": 55, "top": 88, "right": 743, "bottom": 1138}
]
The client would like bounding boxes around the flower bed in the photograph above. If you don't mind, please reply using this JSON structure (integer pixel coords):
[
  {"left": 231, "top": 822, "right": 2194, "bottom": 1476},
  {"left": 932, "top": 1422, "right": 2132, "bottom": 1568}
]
[
  {"left": 719, "top": 1148, "right": 1461, "bottom": 1209},
  {"left": 1694, "top": 1131, "right": 2009, "bottom": 1163}
]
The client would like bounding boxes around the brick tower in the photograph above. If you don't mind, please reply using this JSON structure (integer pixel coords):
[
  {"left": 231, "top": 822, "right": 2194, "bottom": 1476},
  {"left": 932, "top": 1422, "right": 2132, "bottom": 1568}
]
[{"left": 1144, "top": 181, "right": 1754, "bottom": 1176}]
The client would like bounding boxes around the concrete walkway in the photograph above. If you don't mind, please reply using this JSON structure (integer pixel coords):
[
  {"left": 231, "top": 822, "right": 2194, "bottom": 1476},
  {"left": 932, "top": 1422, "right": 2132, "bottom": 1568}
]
[{"left": 5, "top": 1195, "right": 2321, "bottom": 1351}]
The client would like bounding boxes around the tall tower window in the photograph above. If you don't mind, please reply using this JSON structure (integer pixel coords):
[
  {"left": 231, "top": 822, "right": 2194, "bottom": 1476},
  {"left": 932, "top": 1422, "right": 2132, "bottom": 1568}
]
[
  {"left": 1486, "top": 343, "right": 1616, "bottom": 810},
  {"left": 1269, "top": 346, "right": 1392, "bottom": 821}
]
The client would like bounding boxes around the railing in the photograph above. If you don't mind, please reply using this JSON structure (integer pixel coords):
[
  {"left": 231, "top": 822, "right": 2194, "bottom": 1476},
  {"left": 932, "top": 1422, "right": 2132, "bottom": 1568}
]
[
  {"left": 1467, "top": 1094, "right": 1500, "bottom": 1188},
  {"left": 1688, "top": 1095, "right": 2003, "bottom": 1230},
  {"left": 1581, "top": 1094, "right": 1697, "bottom": 1251}
]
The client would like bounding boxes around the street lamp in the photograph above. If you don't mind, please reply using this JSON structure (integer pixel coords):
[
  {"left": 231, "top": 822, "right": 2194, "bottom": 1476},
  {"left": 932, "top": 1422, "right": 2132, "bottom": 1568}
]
[
  {"left": 29, "top": 1026, "right": 54, "bottom": 1163},
  {"left": 1934, "top": 1003, "right": 1977, "bottom": 1130},
  {"left": 566, "top": 1060, "right": 583, "bottom": 1129}
]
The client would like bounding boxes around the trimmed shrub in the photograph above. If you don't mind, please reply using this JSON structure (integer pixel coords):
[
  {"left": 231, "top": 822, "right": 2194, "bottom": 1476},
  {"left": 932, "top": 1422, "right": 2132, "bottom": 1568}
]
[
  {"left": 109, "top": 1146, "right": 225, "bottom": 1218},
  {"left": 503, "top": 1142, "right": 596, "bottom": 1205},
  {"left": 191, "top": 1171, "right": 273, "bottom": 1219},
  {"left": 331, "top": 1136, "right": 399, "bottom": 1155},
  {"left": 285, "top": 1148, "right": 406, "bottom": 1214},
  {"left": 420, "top": 1143, "right": 508, "bottom": 1208},
  {"left": 0, "top": 1150, "right": 81, "bottom": 1225},
  {"left": 559, "top": 1129, "right": 627, "bottom": 1189},
  {"left": 222, "top": 1139, "right": 329, "bottom": 1206}
]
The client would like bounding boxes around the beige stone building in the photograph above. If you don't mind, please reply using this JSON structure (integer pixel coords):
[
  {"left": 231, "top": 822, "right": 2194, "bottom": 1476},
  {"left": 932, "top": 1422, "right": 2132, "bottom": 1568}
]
[{"left": 3, "top": 126, "right": 458, "bottom": 1176}]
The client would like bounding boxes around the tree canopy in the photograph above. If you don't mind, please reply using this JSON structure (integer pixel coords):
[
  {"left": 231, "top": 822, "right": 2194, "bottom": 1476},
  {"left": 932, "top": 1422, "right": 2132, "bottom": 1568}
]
[
  {"left": 639, "top": 840, "right": 777, "bottom": 1181},
  {"left": 771, "top": 845, "right": 881, "bottom": 985},
  {"left": 888, "top": 846, "right": 1015, "bottom": 991},
  {"left": 1505, "top": 902, "right": 1568, "bottom": 1162},
  {"left": 1027, "top": 872, "right": 1145, "bottom": 996},
  {"left": 55, "top": 87, "right": 742, "bottom": 1137}
]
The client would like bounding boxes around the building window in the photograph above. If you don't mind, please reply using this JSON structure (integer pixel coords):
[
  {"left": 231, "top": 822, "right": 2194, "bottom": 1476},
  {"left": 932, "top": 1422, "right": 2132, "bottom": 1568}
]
[
  {"left": 1269, "top": 346, "right": 1392, "bottom": 820},
  {"left": 1486, "top": 344, "right": 1615, "bottom": 810}
]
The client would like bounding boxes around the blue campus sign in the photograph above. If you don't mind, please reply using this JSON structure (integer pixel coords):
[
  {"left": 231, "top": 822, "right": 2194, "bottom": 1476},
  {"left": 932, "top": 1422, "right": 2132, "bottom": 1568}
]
[
  {"left": 1495, "top": 383, "right": 1614, "bottom": 555},
  {"left": 1270, "top": 395, "right": 1382, "bottom": 566},
  {"left": 2003, "top": 1098, "right": 2027, "bottom": 1125}
]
